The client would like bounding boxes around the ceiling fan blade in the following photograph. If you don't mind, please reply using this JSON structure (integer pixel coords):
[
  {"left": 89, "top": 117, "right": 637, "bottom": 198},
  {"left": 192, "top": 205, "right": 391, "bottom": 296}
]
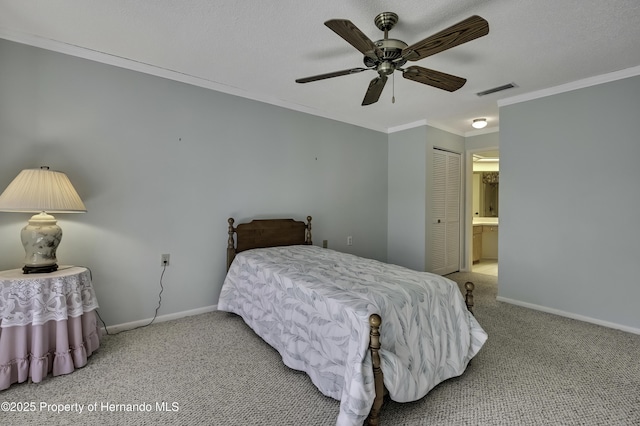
[
  {"left": 402, "top": 15, "right": 489, "bottom": 61},
  {"left": 325, "top": 19, "right": 383, "bottom": 59},
  {"left": 402, "top": 66, "right": 466, "bottom": 92},
  {"left": 362, "top": 75, "right": 388, "bottom": 105},
  {"left": 296, "top": 68, "right": 368, "bottom": 83}
]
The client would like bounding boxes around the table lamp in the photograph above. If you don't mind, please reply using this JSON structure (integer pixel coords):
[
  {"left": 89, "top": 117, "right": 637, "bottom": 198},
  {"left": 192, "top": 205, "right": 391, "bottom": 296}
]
[{"left": 0, "top": 166, "right": 86, "bottom": 274}]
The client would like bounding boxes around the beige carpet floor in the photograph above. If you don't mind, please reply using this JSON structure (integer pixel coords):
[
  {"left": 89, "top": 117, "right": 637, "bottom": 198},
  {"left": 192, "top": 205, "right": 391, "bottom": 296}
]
[{"left": 2, "top": 271, "right": 639, "bottom": 425}]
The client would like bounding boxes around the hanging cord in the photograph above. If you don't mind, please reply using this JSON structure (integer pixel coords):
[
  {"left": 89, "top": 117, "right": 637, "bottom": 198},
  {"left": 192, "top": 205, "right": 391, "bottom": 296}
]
[
  {"left": 392, "top": 72, "right": 396, "bottom": 104},
  {"left": 89, "top": 264, "right": 166, "bottom": 336}
]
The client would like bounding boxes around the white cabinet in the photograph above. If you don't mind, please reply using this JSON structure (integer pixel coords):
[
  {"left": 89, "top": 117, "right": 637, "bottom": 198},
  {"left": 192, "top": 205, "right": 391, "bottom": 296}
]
[
  {"left": 481, "top": 225, "right": 498, "bottom": 259},
  {"left": 473, "top": 226, "right": 482, "bottom": 263}
]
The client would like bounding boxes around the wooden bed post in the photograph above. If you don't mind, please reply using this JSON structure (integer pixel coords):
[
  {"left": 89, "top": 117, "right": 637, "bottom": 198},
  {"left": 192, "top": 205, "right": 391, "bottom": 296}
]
[
  {"left": 305, "top": 216, "right": 312, "bottom": 245},
  {"left": 227, "top": 218, "right": 236, "bottom": 271},
  {"left": 464, "top": 281, "right": 475, "bottom": 314},
  {"left": 367, "top": 314, "right": 384, "bottom": 426}
]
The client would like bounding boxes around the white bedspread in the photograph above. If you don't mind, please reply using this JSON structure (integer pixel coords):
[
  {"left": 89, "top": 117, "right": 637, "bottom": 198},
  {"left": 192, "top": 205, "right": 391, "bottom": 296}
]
[{"left": 218, "top": 245, "right": 487, "bottom": 426}]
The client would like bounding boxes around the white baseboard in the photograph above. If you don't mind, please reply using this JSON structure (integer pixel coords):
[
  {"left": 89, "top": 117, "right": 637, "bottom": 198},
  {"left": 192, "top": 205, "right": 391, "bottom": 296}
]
[
  {"left": 496, "top": 296, "right": 640, "bottom": 335},
  {"left": 102, "top": 304, "right": 218, "bottom": 334}
]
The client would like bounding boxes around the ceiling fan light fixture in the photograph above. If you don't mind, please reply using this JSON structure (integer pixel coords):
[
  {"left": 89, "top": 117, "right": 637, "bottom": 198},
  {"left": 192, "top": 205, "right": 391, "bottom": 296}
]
[
  {"left": 297, "top": 13, "right": 490, "bottom": 106},
  {"left": 472, "top": 118, "right": 488, "bottom": 129}
]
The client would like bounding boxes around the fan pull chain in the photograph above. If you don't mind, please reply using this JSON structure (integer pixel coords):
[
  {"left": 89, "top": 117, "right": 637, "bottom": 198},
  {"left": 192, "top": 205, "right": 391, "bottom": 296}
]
[{"left": 392, "top": 73, "right": 396, "bottom": 104}]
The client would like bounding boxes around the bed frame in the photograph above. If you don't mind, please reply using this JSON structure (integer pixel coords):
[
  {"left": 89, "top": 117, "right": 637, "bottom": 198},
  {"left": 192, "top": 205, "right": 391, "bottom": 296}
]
[{"left": 226, "top": 216, "right": 476, "bottom": 426}]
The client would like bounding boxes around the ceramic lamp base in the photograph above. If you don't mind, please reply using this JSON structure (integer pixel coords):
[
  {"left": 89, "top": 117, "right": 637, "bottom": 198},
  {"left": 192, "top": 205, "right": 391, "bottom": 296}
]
[{"left": 21, "top": 212, "right": 62, "bottom": 274}]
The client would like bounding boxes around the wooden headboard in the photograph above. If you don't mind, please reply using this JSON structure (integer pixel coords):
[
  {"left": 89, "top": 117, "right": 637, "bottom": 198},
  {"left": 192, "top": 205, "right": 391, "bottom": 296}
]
[{"left": 227, "top": 216, "right": 312, "bottom": 270}]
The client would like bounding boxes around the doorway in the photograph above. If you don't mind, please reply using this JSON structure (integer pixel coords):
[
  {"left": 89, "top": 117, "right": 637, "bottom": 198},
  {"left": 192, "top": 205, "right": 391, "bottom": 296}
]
[{"left": 466, "top": 149, "right": 499, "bottom": 276}]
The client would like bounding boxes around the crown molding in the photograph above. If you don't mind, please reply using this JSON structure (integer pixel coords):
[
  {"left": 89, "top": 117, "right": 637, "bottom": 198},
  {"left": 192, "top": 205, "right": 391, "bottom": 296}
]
[
  {"left": 387, "top": 119, "right": 466, "bottom": 136},
  {"left": 499, "top": 65, "right": 640, "bottom": 107},
  {"left": 387, "top": 119, "right": 428, "bottom": 134}
]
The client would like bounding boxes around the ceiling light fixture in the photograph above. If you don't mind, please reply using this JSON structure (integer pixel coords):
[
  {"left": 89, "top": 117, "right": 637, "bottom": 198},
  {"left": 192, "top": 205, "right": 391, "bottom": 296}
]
[{"left": 472, "top": 118, "right": 488, "bottom": 129}]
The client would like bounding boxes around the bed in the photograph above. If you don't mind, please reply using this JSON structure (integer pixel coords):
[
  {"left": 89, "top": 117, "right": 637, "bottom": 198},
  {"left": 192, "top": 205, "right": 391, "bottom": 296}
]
[{"left": 218, "top": 216, "right": 487, "bottom": 426}]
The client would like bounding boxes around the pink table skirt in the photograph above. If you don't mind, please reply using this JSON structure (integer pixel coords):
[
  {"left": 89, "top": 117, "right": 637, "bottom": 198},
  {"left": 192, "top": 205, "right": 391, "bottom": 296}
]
[{"left": 0, "top": 311, "right": 101, "bottom": 390}]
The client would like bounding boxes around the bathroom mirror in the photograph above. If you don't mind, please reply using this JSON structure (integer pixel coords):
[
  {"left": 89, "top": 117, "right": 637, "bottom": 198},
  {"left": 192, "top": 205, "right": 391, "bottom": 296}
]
[{"left": 474, "top": 172, "right": 499, "bottom": 217}]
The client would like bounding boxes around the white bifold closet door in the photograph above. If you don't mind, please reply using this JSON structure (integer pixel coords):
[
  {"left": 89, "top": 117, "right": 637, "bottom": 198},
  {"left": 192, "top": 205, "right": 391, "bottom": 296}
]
[{"left": 431, "top": 149, "right": 461, "bottom": 275}]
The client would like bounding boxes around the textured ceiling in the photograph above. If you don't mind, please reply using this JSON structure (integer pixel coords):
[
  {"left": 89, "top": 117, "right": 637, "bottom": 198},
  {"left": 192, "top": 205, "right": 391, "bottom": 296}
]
[{"left": 1, "top": 0, "right": 639, "bottom": 135}]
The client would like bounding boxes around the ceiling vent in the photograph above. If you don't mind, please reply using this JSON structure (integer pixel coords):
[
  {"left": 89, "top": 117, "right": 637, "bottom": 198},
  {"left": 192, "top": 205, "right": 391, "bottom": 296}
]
[{"left": 476, "top": 83, "right": 518, "bottom": 97}]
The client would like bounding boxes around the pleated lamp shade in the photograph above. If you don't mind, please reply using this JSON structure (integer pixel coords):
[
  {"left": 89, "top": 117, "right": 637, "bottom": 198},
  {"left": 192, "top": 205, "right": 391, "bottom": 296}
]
[
  {"left": 0, "top": 166, "right": 86, "bottom": 274},
  {"left": 0, "top": 167, "right": 86, "bottom": 213}
]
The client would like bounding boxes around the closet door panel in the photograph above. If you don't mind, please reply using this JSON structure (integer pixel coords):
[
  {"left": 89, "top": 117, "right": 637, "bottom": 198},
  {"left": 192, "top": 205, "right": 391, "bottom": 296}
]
[{"left": 431, "top": 149, "right": 461, "bottom": 275}]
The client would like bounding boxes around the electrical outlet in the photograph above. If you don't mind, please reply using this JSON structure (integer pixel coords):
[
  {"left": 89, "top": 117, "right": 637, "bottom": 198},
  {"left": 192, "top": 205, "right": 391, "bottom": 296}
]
[
  {"left": 322, "top": 240, "right": 328, "bottom": 248},
  {"left": 161, "top": 253, "right": 170, "bottom": 266},
  {"left": 347, "top": 236, "right": 353, "bottom": 246}
]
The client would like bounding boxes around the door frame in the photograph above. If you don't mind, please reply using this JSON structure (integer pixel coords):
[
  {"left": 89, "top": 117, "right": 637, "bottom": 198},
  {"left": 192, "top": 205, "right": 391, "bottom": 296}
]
[{"left": 463, "top": 146, "right": 500, "bottom": 271}]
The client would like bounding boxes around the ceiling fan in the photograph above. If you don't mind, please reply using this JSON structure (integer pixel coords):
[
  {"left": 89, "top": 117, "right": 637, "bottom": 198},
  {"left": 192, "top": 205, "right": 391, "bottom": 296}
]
[{"left": 296, "top": 12, "right": 489, "bottom": 105}]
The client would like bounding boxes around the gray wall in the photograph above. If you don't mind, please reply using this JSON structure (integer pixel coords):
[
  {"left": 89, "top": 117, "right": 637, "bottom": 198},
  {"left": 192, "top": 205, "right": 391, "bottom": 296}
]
[
  {"left": 387, "top": 126, "right": 427, "bottom": 270},
  {"left": 387, "top": 124, "right": 464, "bottom": 272},
  {"left": 499, "top": 75, "right": 640, "bottom": 331},
  {"left": 465, "top": 131, "right": 499, "bottom": 152},
  {"left": 0, "top": 39, "right": 388, "bottom": 327},
  {"left": 4, "top": 37, "right": 637, "bottom": 334}
]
